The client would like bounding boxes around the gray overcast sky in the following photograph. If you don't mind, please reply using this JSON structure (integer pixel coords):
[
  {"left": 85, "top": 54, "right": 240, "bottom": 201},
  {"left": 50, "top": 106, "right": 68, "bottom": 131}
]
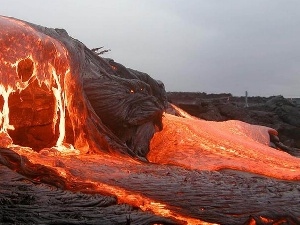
[{"left": 1, "top": 0, "right": 300, "bottom": 97}]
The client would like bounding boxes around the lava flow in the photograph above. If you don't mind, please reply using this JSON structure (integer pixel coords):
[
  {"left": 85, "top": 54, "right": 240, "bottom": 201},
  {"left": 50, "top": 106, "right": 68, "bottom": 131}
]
[
  {"left": 0, "top": 16, "right": 70, "bottom": 151},
  {"left": 149, "top": 113, "right": 300, "bottom": 180},
  {"left": 0, "top": 16, "right": 127, "bottom": 155},
  {"left": 1, "top": 15, "right": 300, "bottom": 225}
]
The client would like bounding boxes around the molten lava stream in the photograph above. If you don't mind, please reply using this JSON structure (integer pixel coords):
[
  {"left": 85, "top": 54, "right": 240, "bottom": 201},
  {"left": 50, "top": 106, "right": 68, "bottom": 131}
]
[
  {"left": 91, "top": 181, "right": 215, "bottom": 225},
  {"left": 149, "top": 114, "right": 300, "bottom": 181}
]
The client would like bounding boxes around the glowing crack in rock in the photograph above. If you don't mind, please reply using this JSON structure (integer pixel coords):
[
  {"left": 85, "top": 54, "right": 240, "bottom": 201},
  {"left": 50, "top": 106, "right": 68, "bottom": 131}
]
[
  {"left": 0, "top": 85, "right": 14, "bottom": 133},
  {"left": 51, "top": 65, "right": 68, "bottom": 149}
]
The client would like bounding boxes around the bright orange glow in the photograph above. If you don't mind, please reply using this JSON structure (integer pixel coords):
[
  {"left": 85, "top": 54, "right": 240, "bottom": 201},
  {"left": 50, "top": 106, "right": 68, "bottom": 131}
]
[
  {"left": 149, "top": 114, "right": 300, "bottom": 180},
  {"left": 0, "top": 16, "right": 71, "bottom": 151},
  {"left": 259, "top": 216, "right": 274, "bottom": 223}
]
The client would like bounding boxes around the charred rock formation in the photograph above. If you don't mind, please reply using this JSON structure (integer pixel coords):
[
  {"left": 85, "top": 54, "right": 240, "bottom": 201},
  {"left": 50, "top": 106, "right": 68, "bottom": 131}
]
[{"left": 84, "top": 58, "right": 167, "bottom": 157}]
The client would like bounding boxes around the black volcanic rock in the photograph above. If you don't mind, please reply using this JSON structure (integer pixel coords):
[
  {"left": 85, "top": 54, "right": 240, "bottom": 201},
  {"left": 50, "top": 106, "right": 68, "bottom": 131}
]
[{"left": 267, "top": 96, "right": 300, "bottom": 127}]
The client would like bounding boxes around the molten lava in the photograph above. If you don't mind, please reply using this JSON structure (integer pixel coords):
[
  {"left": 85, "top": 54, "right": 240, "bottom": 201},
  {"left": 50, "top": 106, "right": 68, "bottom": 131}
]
[
  {"left": 149, "top": 113, "right": 300, "bottom": 180},
  {"left": 0, "top": 16, "right": 70, "bottom": 151},
  {"left": 1, "top": 15, "right": 300, "bottom": 224},
  {"left": 0, "top": 16, "right": 132, "bottom": 155}
]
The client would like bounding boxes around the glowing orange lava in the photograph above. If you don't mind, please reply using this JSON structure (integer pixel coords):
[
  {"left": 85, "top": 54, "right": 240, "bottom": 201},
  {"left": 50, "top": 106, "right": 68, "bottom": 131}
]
[
  {"left": 0, "top": 16, "right": 70, "bottom": 151},
  {"left": 0, "top": 16, "right": 117, "bottom": 154},
  {"left": 149, "top": 113, "right": 300, "bottom": 180}
]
